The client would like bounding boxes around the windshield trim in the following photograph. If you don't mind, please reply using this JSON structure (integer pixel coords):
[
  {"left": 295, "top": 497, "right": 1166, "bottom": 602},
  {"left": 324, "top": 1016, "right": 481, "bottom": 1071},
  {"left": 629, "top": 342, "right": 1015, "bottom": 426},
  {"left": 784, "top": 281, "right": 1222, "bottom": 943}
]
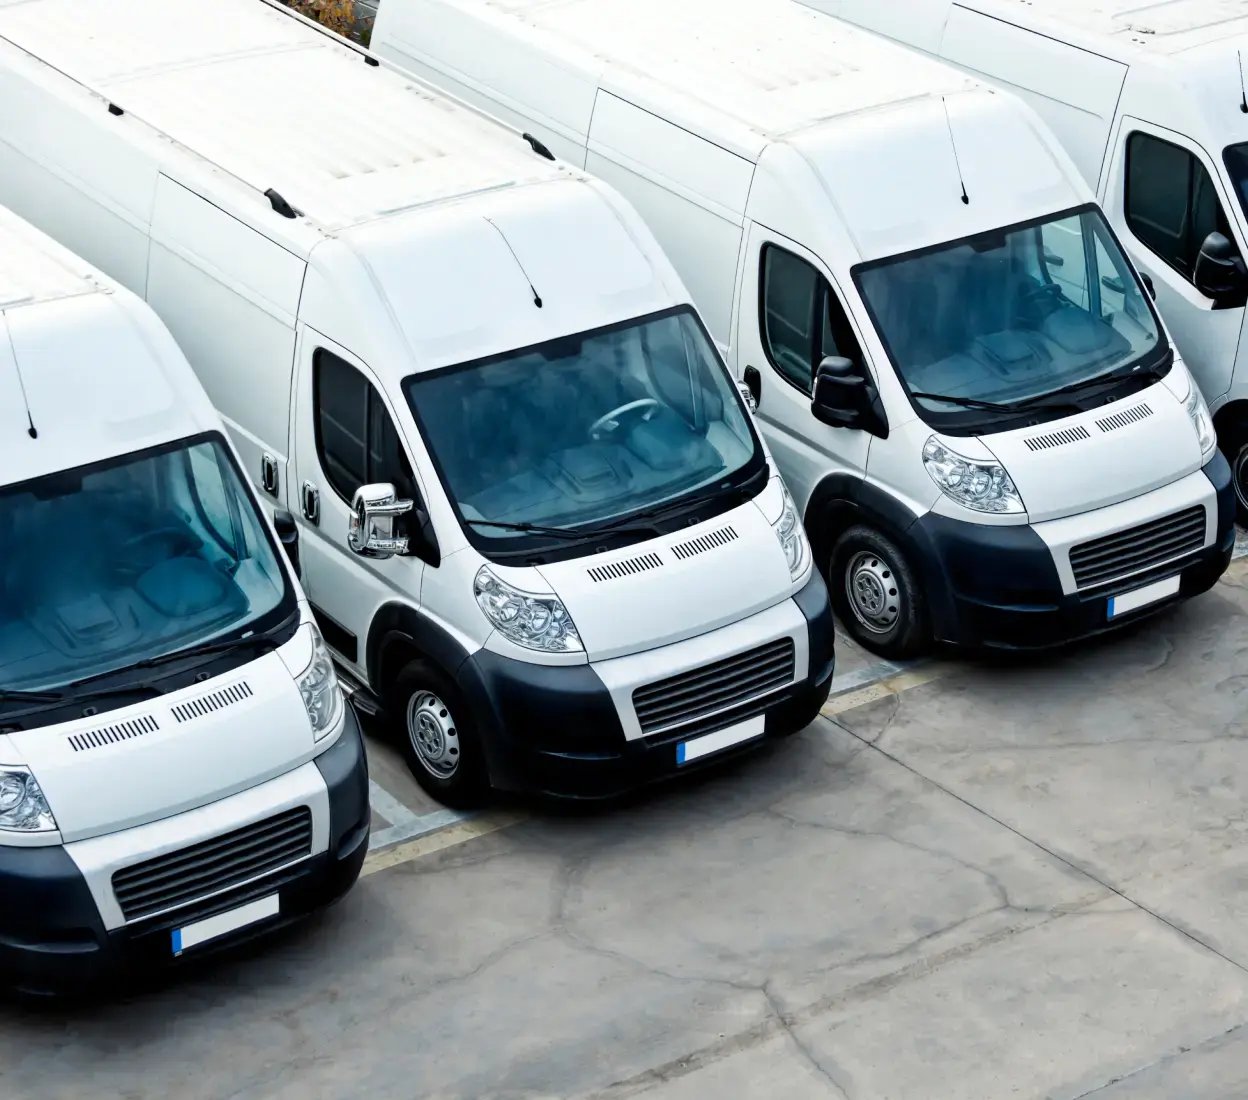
[
  {"left": 850, "top": 202, "right": 1172, "bottom": 436},
  {"left": 403, "top": 305, "right": 768, "bottom": 564},
  {"left": 0, "top": 430, "right": 300, "bottom": 712}
]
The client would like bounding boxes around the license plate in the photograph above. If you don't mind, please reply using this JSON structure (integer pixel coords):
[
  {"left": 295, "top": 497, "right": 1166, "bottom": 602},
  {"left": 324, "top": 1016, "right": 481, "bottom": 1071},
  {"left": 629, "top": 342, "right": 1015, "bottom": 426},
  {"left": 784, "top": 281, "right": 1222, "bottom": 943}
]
[
  {"left": 171, "top": 894, "right": 279, "bottom": 956},
  {"left": 1108, "top": 574, "right": 1181, "bottom": 620},
  {"left": 677, "top": 715, "right": 766, "bottom": 765}
]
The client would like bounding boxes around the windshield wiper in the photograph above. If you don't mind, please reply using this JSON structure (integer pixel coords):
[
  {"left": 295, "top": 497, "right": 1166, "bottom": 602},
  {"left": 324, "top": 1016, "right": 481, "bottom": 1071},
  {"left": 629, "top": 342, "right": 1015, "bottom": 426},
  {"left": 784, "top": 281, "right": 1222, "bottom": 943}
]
[
  {"left": 66, "top": 633, "right": 282, "bottom": 694},
  {"left": 466, "top": 519, "right": 600, "bottom": 541},
  {"left": 911, "top": 390, "right": 1084, "bottom": 416},
  {"left": 0, "top": 688, "right": 66, "bottom": 705}
]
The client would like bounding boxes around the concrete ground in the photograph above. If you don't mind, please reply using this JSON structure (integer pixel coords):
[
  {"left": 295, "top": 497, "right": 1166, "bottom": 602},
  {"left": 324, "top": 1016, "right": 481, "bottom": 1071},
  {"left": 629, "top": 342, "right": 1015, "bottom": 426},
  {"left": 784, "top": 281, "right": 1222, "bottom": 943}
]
[{"left": 8, "top": 550, "right": 1248, "bottom": 1098}]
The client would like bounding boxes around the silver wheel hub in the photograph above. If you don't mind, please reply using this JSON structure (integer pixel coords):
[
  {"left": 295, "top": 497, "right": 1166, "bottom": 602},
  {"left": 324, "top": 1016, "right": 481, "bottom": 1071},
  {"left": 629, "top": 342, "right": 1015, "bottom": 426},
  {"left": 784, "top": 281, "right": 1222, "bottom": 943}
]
[
  {"left": 845, "top": 550, "right": 901, "bottom": 634},
  {"left": 407, "top": 691, "right": 460, "bottom": 779}
]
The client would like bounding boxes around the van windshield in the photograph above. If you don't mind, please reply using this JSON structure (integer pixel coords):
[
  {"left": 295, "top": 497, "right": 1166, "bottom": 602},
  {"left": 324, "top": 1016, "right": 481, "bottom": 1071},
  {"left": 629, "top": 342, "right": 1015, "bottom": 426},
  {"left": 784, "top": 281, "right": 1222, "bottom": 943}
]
[
  {"left": 856, "top": 207, "right": 1166, "bottom": 431},
  {"left": 0, "top": 434, "right": 295, "bottom": 695},
  {"left": 1223, "top": 143, "right": 1248, "bottom": 218},
  {"left": 405, "top": 307, "right": 764, "bottom": 555}
]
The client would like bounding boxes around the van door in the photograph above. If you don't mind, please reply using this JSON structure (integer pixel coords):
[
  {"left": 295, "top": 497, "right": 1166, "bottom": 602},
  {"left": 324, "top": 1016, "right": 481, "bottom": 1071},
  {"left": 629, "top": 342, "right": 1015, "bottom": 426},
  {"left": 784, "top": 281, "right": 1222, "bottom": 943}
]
[
  {"left": 1103, "top": 121, "right": 1246, "bottom": 405},
  {"left": 291, "top": 328, "right": 425, "bottom": 678},
  {"left": 735, "top": 223, "right": 873, "bottom": 509}
]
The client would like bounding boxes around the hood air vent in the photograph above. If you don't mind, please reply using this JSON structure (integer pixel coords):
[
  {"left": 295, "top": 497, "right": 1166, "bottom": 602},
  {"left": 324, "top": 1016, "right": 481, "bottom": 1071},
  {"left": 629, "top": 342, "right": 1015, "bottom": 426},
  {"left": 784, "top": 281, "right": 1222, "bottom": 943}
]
[
  {"left": 587, "top": 552, "right": 664, "bottom": 583},
  {"left": 67, "top": 714, "right": 159, "bottom": 753},
  {"left": 171, "top": 681, "right": 254, "bottom": 724},
  {"left": 673, "top": 526, "right": 739, "bottom": 560},
  {"left": 1096, "top": 403, "right": 1153, "bottom": 433},
  {"left": 1023, "top": 425, "right": 1090, "bottom": 452}
]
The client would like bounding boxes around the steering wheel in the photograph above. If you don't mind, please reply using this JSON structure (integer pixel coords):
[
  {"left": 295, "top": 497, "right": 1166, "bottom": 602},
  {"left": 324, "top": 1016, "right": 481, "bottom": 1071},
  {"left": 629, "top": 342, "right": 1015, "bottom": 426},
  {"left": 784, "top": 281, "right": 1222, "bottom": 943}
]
[
  {"left": 588, "top": 398, "right": 662, "bottom": 440},
  {"left": 114, "top": 526, "right": 200, "bottom": 575},
  {"left": 1018, "top": 281, "right": 1067, "bottom": 321}
]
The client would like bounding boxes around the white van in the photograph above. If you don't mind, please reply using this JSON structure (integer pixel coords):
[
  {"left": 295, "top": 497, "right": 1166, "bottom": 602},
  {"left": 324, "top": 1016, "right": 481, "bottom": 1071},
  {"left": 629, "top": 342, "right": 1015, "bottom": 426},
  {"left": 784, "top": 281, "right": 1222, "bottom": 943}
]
[
  {"left": 806, "top": 0, "right": 1248, "bottom": 519},
  {"left": 0, "top": 0, "right": 835, "bottom": 806},
  {"left": 0, "top": 204, "right": 369, "bottom": 995},
  {"left": 371, "top": 0, "right": 1236, "bottom": 659}
]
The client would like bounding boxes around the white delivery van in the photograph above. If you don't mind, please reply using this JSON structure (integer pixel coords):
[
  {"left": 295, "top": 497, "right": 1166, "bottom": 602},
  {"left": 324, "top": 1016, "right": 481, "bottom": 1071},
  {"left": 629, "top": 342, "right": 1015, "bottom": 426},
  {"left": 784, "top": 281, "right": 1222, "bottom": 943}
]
[
  {"left": 807, "top": 0, "right": 1248, "bottom": 519},
  {"left": 0, "top": 0, "right": 835, "bottom": 807},
  {"left": 0, "top": 204, "right": 369, "bottom": 996},
  {"left": 371, "top": 0, "right": 1236, "bottom": 659}
]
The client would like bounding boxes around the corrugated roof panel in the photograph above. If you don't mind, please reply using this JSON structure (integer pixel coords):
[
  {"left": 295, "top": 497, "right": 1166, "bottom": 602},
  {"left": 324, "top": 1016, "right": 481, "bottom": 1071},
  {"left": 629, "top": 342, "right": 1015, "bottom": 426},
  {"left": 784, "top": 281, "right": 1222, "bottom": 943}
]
[
  {"left": 0, "top": 0, "right": 564, "bottom": 231},
  {"left": 0, "top": 208, "right": 99, "bottom": 310},
  {"left": 470, "top": 0, "right": 972, "bottom": 137}
]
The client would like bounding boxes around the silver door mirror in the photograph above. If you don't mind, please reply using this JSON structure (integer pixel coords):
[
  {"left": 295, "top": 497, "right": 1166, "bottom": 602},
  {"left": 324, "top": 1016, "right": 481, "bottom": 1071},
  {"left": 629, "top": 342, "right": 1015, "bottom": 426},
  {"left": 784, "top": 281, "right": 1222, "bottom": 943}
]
[
  {"left": 736, "top": 380, "right": 758, "bottom": 413},
  {"left": 348, "top": 483, "right": 413, "bottom": 559}
]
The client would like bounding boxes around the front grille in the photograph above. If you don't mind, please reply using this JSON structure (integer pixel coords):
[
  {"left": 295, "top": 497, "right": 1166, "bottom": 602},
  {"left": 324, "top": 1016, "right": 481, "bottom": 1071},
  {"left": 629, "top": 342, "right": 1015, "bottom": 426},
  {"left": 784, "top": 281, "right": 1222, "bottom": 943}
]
[
  {"left": 1069, "top": 506, "right": 1206, "bottom": 590},
  {"left": 633, "top": 638, "right": 795, "bottom": 735},
  {"left": 112, "top": 807, "right": 312, "bottom": 922}
]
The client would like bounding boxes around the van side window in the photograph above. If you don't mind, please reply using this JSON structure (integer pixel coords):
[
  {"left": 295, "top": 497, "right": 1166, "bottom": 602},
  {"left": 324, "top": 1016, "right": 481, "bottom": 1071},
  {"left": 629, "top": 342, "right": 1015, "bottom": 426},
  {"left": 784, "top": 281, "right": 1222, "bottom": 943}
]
[
  {"left": 761, "top": 245, "right": 863, "bottom": 394},
  {"left": 314, "top": 349, "right": 416, "bottom": 503},
  {"left": 1125, "top": 132, "right": 1229, "bottom": 282}
]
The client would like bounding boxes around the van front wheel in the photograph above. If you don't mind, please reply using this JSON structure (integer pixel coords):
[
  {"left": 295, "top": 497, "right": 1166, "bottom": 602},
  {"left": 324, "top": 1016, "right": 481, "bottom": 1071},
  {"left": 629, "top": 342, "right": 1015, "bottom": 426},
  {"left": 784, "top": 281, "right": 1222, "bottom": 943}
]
[
  {"left": 1219, "top": 419, "right": 1248, "bottom": 525},
  {"left": 830, "top": 525, "right": 931, "bottom": 660},
  {"left": 391, "top": 660, "right": 489, "bottom": 809}
]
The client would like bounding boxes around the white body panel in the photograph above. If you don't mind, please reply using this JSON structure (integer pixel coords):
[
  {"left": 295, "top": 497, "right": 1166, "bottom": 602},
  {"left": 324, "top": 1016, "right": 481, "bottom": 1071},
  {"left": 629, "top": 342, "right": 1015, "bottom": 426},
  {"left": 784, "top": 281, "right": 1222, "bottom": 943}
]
[
  {"left": 371, "top": 0, "right": 1218, "bottom": 614},
  {"left": 808, "top": 0, "right": 1248, "bottom": 421},
  {"left": 0, "top": 0, "right": 816, "bottom": 786}
]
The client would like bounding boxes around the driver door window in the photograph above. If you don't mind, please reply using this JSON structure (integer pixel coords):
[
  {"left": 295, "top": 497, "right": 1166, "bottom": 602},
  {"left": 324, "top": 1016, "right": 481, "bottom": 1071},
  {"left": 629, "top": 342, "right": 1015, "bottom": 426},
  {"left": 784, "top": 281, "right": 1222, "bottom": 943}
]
[
  {"left": 1126, "top": 132, "right": 1229, "bottom": 283},
  {"left": 314, "top": 349, "right": 417, "bottom": 504},
  {"left": 761, "top": 245, "right": 863, "bottom": 395}
]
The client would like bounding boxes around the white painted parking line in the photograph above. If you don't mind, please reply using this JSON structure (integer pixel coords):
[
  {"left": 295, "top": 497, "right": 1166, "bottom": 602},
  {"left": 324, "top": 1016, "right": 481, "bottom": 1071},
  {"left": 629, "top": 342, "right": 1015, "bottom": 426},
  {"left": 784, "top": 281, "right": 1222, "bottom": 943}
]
[
  {"left": 367, "top": 779, "right": 420, "bottom": 831},
  {"left": 1235, "top": 528, "right": 1248, "bottom": 560},
  {"left": 829, "top": 656, "right": 917, "bottom": 696},
  {"left": 369, "top": 807, "right": 473, "bottom": 852}
]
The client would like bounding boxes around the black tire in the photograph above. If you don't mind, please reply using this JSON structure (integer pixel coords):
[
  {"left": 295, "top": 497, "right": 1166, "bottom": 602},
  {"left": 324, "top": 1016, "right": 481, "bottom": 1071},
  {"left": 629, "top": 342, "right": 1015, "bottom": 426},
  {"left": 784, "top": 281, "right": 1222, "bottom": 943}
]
[
  {"left": 390, "top": 659, "right": 489, "bottom": 809},
  {"left": 1218, "top": 417, "right": 1248, "bottom": 526},
  {"left": 828, "top": 524, "right": 932, "bottom": 660}
]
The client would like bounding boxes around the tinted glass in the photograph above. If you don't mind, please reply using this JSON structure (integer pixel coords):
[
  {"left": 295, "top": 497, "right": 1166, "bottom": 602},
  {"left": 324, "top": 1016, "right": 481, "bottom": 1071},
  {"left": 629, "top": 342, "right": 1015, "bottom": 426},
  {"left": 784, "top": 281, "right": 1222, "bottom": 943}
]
[
  {"left": 856, "top": 208, "right": 1164, "bottom": 427},
  {"left": 0, "top": 437, "right": 291, "bottom": 694},
  {"left": 405, "top": 309, "right": 761, "bottom": 546},
  {"left": 314, "top": 349, "right": 369, "bottom": 501}
]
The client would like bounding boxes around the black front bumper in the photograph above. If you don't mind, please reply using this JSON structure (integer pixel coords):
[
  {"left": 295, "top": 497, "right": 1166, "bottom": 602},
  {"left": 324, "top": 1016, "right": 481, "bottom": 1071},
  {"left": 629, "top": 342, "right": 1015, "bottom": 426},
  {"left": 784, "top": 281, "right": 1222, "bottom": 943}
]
[
  {"left": 913, "top": 453, "right": 1236, "bottom": 650},
  {"left": 463, "top": 570, "right": 836, "bottom": 799},
  {"left": 0, "top": 708, "right": 370, "bottom": 997}
]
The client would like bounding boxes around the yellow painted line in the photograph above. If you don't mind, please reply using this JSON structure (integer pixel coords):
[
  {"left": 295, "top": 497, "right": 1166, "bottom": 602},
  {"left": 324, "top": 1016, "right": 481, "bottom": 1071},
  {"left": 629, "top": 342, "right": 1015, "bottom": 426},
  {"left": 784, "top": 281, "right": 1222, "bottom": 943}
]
[
  {"left": 361, "top": 811, "right": 528, "bottom": 877},
  {"left": 821, "top": 662, "right": 954, "bottom": 718}
]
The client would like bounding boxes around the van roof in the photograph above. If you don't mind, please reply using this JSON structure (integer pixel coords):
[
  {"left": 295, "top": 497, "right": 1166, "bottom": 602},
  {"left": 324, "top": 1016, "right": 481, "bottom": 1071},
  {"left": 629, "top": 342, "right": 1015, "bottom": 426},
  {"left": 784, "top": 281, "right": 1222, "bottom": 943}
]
[
  {"left": 0, "top": 0, "right": 567, "bottom": 237},
  {"left": 0, "top": 206, "right": 103, "bottom": 312},
  {"left": 448, "top": 0, "right": 974, "bottom": 154},
  {"left": 957, "top": 0, "right": 1248, "bottom": 56}
]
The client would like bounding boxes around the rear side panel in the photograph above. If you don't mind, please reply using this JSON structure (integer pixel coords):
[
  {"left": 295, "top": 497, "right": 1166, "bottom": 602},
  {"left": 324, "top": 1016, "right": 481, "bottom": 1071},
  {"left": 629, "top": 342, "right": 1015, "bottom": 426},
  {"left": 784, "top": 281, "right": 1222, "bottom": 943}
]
[
  {"left": 940, "top": 7, "right": 1127, "bottom": 185},
  {"left": 586, "top": 92, "right": 754, "bottom": 345},
  {"left": 147, "top": 176, "right": 303, "bottom": 506}
]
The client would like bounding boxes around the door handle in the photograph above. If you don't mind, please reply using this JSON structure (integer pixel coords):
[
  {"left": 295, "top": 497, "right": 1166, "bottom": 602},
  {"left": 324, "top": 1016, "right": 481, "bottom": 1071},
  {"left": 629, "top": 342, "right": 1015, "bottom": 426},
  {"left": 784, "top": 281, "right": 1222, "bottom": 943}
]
[
  {"left": 260, "top": 452, "right": 279, "bottom": 497},
  {"left": 743, "top": 366, "right": 762, "bottom": 409},
  {"left": 301, "top": 481, "right": 320, "bottom": 526}
]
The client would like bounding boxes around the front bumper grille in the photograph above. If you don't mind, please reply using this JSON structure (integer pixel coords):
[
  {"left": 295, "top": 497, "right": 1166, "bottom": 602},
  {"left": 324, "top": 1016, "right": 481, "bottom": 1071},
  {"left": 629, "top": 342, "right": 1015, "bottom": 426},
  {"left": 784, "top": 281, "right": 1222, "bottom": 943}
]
[
  {"left": 112, "top": 807, "right": 313, "bottom": 922},
  {"left": 1069, "top": 505, "right": 1206, "bottom": 590},
  {"left": 632, "top": 638, "right": 795, "bottom": 736}
]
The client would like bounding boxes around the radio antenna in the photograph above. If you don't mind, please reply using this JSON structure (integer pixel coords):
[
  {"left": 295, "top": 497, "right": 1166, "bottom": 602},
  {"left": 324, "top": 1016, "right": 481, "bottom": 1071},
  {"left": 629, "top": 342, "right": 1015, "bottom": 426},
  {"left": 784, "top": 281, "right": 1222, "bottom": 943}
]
[
  {"left": 943, "top": 96, "right": 970, "bottom": 205},
  {"left": 484, "top": 217, "right": 543, "bottom": 309},
  {"left": 1238, "top": 50, "right": 1247, "bottom": 112},
  {"left": 2, "top": 322, "right": 37, "bottom": 439}
]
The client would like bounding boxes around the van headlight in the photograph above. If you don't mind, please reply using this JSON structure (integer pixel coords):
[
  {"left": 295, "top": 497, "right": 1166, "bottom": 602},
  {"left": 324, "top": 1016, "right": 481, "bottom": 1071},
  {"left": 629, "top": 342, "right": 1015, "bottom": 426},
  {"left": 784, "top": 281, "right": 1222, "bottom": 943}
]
[
  {"left": 923, "top": 437, "right": 1025, "bottom": 514},
  {"left": 773, "top": 485, "right": 808, "bottom": 579},
  {"left": 1183, "top": 379, "right": 1217, "bottom": 459},
  {"left": 0, "top": 766, "right": 56, "bottom": 833},
  {"left": 298, "top": 627, "right": 344, "bottom": 741},
  {"left": 475, "top": 567, "right": 583, "bottom": 653}
]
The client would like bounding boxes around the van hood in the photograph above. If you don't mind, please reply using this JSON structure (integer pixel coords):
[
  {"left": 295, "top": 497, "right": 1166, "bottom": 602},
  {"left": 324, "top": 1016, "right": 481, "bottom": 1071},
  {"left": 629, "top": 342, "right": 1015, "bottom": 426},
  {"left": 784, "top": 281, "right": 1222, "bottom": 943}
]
[
  {"left": 3, "top": 649, "right": 318, "bottom": 844},
  {"left": 980, "top": 379, "right": 1203, "bottom": 524},
  {"left": 534, "top": 482, "right": 796, "bottom": 662}
]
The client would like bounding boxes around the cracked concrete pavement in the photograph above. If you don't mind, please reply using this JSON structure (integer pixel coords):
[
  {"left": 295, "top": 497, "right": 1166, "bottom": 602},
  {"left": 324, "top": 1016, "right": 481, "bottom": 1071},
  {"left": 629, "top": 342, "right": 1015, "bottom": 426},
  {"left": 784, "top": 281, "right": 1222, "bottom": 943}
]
[{"left": 7, "top": 565, "right": 1248, "bottom": 1098}]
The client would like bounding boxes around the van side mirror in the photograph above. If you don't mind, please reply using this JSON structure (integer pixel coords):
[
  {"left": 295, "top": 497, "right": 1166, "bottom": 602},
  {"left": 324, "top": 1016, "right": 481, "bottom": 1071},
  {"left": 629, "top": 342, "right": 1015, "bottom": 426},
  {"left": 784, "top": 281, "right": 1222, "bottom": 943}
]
[
  {"left": 348, "top": 483, "right": 412, "bottom": 559},
  {"left": 811, "top": 356, "right": 889, "bottom": 438},
  {"left": 1193, "top": 231, "right": 1248, "bottom": 308},
  {"left": 272, "top": 508, "right": 301, "bottom": 578}
]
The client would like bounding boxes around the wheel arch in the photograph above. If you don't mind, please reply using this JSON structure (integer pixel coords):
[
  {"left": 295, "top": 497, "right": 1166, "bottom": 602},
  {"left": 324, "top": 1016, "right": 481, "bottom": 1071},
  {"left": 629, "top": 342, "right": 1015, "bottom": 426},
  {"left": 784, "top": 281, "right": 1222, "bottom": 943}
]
[{"left": 365, "top": 602, "right": 472, "bottom": 700}]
